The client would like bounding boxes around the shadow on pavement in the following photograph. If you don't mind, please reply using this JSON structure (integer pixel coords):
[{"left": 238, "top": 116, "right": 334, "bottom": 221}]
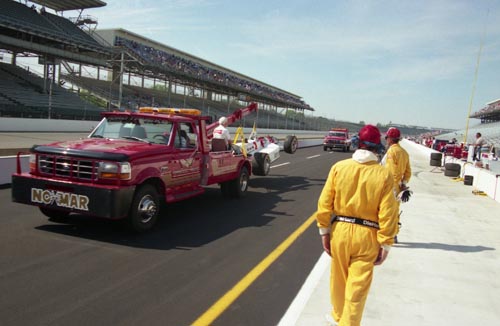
[
  {"left": 34, "top": 175, "right": 318, "bottom": 251},
  {"left": 395, "top": 242, "right": 495, "bottom": 253}
]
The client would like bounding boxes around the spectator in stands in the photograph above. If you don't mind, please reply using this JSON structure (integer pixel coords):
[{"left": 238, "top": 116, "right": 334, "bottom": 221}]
[
  {"left": 315, "top": 124, "right": 399, "bottom": 326},
  {"left": 213, "top": 116, "right": 231, "bottom": 149},
  {"left": 382, "top": 127, "right": 412, "bottom": 243},
  {"left": 473, "top": 132, "right": 486, "bottom": 161}
]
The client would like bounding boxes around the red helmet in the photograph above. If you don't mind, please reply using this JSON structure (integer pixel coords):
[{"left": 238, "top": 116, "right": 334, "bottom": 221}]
[
  {"left": 386, "top": 127, "right": 401, "bottom": 139},
  {"left": 358, "top": 124, "right": 381, "bottom": 147}
]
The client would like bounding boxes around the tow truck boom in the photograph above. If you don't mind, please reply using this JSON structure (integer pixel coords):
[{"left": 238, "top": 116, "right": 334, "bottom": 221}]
[{"left": 206, "top": 102, "right": 258, "bottom": 139}]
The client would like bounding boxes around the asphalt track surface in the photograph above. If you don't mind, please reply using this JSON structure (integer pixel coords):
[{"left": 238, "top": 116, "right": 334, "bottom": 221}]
[{"left": 0, "top": 146, "right": 349, "bottom": 326}]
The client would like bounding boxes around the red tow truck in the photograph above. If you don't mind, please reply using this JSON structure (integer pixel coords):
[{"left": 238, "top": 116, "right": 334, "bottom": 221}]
[
  {"left": 323, "top": 128, "right": 351, "bottom": 152},
  {"left": 12, "top": 103, "right": 258, "bottom": 232}
]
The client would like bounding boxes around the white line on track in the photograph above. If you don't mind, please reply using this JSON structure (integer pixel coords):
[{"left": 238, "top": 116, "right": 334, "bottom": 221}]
[
  {"left": 270, "top": 162, "right": 291, "bottom": 169},
  {"left": 306, "top": 155, "right": 321, "bottom": 159}
]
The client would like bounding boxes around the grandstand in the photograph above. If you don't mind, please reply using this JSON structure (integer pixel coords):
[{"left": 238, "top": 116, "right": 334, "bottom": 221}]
[
  {"left": 435, "top": 99, "right": 500, "bottom": 149},
  {"left": 0, "top": 62, "right": 103, "bottom": 119}
]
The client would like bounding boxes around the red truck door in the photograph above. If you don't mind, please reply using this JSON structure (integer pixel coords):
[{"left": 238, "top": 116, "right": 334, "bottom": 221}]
[{"left": 163, "top": 122, "right": 203, "bottom": 201}]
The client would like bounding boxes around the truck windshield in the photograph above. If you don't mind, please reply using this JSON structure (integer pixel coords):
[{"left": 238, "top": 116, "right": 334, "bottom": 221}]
[{"left": 90, "top": 117, "right": 174, "bottom": 145}]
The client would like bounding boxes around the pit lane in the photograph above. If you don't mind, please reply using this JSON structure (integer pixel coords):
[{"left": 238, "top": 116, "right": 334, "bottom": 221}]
[{"left": 0, "top": 146, "right": 351, "bottom": 326}]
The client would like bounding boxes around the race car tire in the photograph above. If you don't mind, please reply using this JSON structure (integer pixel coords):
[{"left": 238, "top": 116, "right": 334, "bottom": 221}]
[
  {"left": 430, "top": 153, "right": 443, "bottom": 161},
  {"left": 444, "top": 163, "right": 461, "bottom": 171},
  {"left": 252, "top": 153, "right": 271, "bottom": 176},
  {"left": 464, "top": 175, "right": 473, "bottom": 186},
  {"left": 128, "top": 184, "right": 159, "bottom": 233},
  {"left": 430, "top": 159, "right": 441, "bottom": 167},
  {"left": 40, "top": 207, "right": 70, "bottom": 222},
  {"left": 221, "top": 166, "right": 249, "bottom": 198},
  {"left": 284, "top": 135, "right": 298, "bottom": 154},
  {"left": 444, "top": 168, "right": 460, "bottom": 177}
]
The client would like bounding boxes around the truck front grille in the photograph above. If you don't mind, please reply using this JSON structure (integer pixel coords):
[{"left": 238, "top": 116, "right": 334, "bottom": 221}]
[{"left": 38, "top": 155, "right": 98, "bottom": 181}]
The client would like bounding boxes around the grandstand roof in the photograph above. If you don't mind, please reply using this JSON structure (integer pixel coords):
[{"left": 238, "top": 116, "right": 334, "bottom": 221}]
[
  {"left": 29, "top": 0, "right": 106, "bottom": 12},
  {"left": 486, "top": 98, "right": 500, "bottom": 106}
]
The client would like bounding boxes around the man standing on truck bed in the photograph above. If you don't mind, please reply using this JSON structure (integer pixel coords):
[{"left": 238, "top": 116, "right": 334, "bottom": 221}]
[{"left": 213, "top": 116, "right": 232, "bottom": 149}]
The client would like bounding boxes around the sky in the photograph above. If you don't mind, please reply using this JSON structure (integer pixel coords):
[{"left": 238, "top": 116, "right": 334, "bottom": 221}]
[{"left": 59, "top": 0, "right": 500, "bottom": 129}]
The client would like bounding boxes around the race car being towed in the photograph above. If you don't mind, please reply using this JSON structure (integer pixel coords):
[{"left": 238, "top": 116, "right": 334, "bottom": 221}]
[{"left": 233, "top": 128, "right": 298, "bottom": 176}]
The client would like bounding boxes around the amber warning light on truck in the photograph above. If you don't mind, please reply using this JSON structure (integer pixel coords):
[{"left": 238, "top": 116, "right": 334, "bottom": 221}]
[{"left": 139, "top": 107, "right": 201, "bottom": 116}]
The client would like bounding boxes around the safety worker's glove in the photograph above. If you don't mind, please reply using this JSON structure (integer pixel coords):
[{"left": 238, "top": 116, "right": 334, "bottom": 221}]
[{"left": 397, "top": 188, "right": 413, "bottom": 203}]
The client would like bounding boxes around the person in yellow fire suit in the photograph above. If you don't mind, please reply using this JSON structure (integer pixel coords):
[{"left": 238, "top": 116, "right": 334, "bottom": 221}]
[
  {"left": 382, "top": 127, "right": 412, "bottom": 243},
  {"left": 315, "top": 124, "right": 399, "bottom": 326},
  {"left": 383, "top": 127, "right": 411, "bottom": 199}
]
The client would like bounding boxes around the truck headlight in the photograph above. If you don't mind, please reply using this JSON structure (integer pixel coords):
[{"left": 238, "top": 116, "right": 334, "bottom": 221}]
[{"left": 98, "top": 162, "right": 131, "bottom": 180}]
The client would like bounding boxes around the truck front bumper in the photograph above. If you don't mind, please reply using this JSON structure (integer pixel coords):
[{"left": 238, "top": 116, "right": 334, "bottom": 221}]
[{"left": 12, "top": 174, "right": 135, "bottom": 219}]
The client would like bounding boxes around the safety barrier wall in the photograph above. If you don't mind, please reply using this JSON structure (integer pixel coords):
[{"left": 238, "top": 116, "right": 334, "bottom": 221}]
[
  {"left": 404, "top": 139, "right": 500, "bottom": 204},
  {"left": 0, "top": 117, "right": 97, "bottom": 132}
]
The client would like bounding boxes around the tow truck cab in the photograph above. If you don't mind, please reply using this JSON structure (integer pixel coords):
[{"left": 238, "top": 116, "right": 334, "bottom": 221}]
[
  {"left": 323, "top": 128, "right": 350, "bottom": 152},
  {"left": 12, "top": 104, "right": 257, "bottom": 232}
]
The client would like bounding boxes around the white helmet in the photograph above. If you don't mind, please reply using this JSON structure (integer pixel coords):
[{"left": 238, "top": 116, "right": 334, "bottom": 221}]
[{"left": 219, "top": 117, "right": 228, "bottom": 125}]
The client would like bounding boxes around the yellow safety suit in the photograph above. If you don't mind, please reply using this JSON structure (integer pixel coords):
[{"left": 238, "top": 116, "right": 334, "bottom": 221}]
[
  {"left": 315, "top": 150, "right": 399, "bottom": 326},
  {"left": 385, "top": 143, "right": 411, "bottom": 195}
]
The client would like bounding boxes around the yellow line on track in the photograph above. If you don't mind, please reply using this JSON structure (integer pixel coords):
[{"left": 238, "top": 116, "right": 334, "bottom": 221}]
[{"left": 190, "top": 213, "right": 317, "bottom": 326}]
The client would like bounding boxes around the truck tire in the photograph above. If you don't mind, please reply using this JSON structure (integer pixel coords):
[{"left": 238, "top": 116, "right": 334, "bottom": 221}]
[
  {"left": 284, "top": 135, "right": 298, "bottom": 154},
  {"left": 252, "top": 153, "right": 271, "bottom": 176},
  {"left": 221, "top": 166, "right": 249, "bottom": 198},
  {"left": 464, "top": 175, "right": 473, "bottom": 186},
  {"left": 323, "top": 146, "right": 327, "bottom": 151},
  {"left": 40, "top": 207, "right": 69, "bottom": 222},
  {"left": 128, "top": 184, "right": 159, "bottom": 232}
]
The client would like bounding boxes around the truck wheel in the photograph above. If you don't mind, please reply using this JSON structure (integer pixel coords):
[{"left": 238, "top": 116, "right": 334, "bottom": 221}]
[
  {"left": 284, "top": 135, "right": 298, "bottom": 154},
  {"left": 252, "top": 153, "right": 270, "bottom": 176},
  {"left": 128, "top": 184, "right": 159, "bottom": 232},
  {"left": 323, "top": 146, "right": 327, "bottom": 151},
  {"left": 221, "top": 166, "right": 249, "bottom": 198},
  {"left": 39, "top": 207, "right": 69, "bottom": 222}
]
